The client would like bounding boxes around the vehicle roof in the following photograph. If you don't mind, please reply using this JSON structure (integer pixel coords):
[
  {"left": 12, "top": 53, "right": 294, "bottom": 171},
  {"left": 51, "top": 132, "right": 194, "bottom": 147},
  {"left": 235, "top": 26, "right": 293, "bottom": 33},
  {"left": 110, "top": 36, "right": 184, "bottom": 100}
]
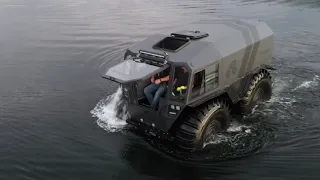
[{"left": 127, "top": 18, "right": 274, "bottom": 70}]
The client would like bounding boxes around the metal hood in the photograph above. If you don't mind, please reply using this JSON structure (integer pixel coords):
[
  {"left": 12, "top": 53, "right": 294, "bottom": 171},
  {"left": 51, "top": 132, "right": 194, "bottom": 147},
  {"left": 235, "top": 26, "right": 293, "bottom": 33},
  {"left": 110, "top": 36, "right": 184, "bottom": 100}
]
[{"left": 101, "top": 59, "right": 169, "bottom": 84}]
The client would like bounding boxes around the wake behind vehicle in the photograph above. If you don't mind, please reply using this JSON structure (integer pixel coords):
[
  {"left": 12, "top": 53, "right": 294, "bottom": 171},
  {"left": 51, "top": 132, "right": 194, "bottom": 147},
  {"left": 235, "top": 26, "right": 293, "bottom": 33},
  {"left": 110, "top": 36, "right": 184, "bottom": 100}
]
[{"left": 101, "top": 18, "right": 275, "bottom": 152}]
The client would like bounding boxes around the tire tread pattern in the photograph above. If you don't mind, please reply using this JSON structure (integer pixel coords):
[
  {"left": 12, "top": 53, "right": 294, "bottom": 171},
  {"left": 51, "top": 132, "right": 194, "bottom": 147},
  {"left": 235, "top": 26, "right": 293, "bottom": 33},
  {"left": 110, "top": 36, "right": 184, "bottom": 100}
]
[
  {"left": 174, "top": 100, "right": 230, "bottom": 151},
  {"left": 239, "top": 69, "right": 272, "bottom": 114}
]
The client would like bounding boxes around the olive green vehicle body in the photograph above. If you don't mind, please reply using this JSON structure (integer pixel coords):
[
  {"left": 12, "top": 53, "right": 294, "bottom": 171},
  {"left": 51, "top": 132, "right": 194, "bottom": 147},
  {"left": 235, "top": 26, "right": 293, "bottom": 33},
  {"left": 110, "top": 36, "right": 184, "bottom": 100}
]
[{"left": 101, "top": 18, "right": 274, "bottom": 139}]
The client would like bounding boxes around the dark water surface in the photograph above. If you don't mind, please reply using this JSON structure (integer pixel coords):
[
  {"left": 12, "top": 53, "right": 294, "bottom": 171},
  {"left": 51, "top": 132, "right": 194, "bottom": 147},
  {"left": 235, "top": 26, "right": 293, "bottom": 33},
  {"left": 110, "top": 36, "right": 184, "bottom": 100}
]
[{"left": 1, "top": 0, "right": 320, "bottom": 179}]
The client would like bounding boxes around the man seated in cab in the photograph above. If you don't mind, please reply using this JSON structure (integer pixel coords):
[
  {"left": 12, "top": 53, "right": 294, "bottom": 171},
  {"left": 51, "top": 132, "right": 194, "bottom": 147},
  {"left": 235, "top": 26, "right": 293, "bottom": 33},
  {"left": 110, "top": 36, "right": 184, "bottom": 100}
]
[
  {"left": 143, "top": 68, "right": 170, "bottom": 109},
  {"left": 144, "top": 66, "right": 189, "bottom": 109}
]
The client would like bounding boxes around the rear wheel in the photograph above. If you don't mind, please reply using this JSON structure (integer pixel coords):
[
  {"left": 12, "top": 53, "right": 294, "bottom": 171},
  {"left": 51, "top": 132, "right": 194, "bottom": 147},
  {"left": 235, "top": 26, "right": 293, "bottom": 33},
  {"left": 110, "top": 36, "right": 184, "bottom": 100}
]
[
  {"left": 239, "top": 69, "right": 272, "bottom": 115},
  {"left": 173, "top": 100, "right": 231, "bottom": 152}
]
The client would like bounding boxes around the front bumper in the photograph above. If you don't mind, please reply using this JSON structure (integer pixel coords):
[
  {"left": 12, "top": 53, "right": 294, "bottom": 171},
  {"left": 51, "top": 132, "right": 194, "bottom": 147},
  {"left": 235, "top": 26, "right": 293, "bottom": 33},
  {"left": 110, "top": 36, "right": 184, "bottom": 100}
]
[
  {"left": 125, "top": 103, "right": 174, "bottom": 132},
  {"left": 126, "top": 118, "right": 172, "bottom": 140}
]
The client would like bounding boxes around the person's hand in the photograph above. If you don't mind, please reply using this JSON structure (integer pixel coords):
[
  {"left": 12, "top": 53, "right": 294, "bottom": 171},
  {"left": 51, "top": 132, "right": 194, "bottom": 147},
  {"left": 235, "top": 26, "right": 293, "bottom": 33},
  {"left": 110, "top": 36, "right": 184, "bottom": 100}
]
[
  {"left": 155, "top": 79, "right": 161, "bottom": 84},
  {"left": 151, "top": 76, "right": 155, "bottom": 83}
]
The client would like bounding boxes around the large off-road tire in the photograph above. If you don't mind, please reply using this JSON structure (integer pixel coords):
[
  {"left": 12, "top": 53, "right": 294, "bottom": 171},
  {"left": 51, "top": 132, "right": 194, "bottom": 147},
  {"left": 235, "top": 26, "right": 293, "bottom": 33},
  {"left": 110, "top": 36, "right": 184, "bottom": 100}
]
[
  {"left": 173, "top": 100, "right": 231, "bottom": 152},
  {"left": 239, "top": 69, "right": 272, "bottom": 115}
]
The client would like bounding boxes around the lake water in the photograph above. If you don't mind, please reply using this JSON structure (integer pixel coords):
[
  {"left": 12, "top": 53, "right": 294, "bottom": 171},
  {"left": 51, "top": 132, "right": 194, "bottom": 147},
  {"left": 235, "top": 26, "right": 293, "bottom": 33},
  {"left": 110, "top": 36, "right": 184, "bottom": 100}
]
[{"left": 1, "top": 0, "right": 320, "bottom": 179}]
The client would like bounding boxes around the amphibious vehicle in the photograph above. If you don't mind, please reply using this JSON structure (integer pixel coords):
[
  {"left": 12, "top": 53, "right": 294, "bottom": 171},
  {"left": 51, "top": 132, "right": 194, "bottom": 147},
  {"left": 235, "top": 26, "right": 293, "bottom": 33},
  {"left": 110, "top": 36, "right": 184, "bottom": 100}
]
[{"left": 101, "top": 18, "right": 274, "bottom": 152}]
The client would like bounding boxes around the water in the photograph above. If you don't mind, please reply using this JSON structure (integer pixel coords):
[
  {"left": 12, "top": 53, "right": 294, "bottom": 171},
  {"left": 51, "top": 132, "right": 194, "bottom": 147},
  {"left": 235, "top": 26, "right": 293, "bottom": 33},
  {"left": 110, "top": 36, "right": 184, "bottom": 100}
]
[
  {"left": 91, "top": 87, "right": 128, "bottom": 133},
  {"left": 1, "top": 0, "right": 320, "bottom": 179}
]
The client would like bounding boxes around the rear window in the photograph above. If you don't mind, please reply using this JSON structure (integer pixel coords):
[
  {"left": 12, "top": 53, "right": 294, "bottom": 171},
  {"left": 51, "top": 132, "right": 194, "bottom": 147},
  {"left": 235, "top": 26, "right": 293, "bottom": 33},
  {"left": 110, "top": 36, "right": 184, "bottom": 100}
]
[{"left": 153, "top": 37, "right": 189, "bottom": 52}]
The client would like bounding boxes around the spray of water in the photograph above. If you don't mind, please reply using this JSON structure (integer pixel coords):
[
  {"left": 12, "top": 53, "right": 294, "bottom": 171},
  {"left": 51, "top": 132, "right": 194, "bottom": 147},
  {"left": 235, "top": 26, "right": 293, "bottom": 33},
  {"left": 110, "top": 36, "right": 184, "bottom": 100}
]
[
  {"left": 90, "top": 86, "right": 129, "bottom": 133},
  {"left": 203, "top": 76, "right": 289, "bottom": 148},
  {"left": 292, "top": 74, "right": 319, "bottom": 91},
  {"left": 198, "top": 73, "right": 320, "bottom": 159}
]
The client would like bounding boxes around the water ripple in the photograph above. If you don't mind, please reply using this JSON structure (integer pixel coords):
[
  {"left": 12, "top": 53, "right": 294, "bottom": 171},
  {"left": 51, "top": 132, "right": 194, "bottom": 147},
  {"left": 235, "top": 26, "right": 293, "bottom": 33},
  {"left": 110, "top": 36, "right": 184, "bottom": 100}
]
[{"left": 1, "top": 0, "right": 320, "bottom": 179}]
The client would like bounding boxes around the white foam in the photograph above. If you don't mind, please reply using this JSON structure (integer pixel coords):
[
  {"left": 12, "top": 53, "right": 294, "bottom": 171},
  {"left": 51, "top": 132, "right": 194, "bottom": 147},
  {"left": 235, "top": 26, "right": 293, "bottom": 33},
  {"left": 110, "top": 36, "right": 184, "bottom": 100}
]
[
  {"left": 263, "top": 76, "right": 299, "bottom": 107},
  {"left": 227, "top": 121, "right": 252, "bottom": 132},
  {"left": 90, "top": 87, "right": 129, "bottom": 133},
  {"left": 267, "top": 77, "right": 289, "bottom": 103},
  {"left": 292, "top": 74, "right": 319, "bottom": 91},
  {"left": 273, "top": 77, "right": 289, "bottom": 93},
  {"left": 203, "top": 134, "right": 229, "bottom": 146},
  {"left": 203, "top": 121, "right": 252, "bottom": 147}
]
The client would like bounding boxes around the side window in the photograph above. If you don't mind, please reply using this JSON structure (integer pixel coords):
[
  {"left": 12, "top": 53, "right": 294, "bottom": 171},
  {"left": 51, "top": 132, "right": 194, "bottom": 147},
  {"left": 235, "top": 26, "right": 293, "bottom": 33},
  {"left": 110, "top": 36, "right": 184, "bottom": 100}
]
[
  {"left": 205, "top": 63, "right": 219, "bottom": 92},
  {"left": 190, "top": 70, "right": 205, "bottom": 99}
]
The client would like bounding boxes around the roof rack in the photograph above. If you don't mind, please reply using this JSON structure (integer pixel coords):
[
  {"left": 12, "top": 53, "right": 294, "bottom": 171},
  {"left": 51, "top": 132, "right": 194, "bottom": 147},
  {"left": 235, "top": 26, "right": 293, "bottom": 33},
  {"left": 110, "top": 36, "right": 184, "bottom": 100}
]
[
  {"left": 138, "top": 50, "right": 168, "bottom": 66},
  {"left": 139, "top": 50, "right": 168, "bottom": 59}
]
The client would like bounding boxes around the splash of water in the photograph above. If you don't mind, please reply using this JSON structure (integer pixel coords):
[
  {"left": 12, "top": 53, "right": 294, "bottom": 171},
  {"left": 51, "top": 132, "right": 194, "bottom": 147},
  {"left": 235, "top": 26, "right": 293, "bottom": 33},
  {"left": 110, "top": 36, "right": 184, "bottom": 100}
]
[
  {"left": 203, "top": 121, "right": 253, "bottom": 147},
  {"left": 267, "top": 77, "right": 291, "bottom": 103},
  {"left": 292, "top": 74, "right": 319, "bottom": 91},
  {"left": 202, "top": 76, "right": 288, "bottom": 149},
  {"left": 90, "top": 86, "right": 129, "bottom": 133}
]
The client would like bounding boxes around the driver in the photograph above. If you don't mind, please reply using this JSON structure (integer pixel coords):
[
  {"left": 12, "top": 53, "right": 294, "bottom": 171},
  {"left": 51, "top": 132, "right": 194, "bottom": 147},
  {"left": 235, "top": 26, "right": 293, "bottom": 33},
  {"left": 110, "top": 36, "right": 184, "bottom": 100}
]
[{"left": 143, "top": 68, "right": 170, "bottom": 109}]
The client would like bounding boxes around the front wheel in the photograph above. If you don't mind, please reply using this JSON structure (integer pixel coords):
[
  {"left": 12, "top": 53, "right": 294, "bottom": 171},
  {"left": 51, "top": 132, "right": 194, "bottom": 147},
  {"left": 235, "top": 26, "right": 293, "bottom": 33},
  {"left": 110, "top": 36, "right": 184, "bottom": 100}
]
[{"left": 173, "top": 100, "right": 231, "bottom": 152}]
